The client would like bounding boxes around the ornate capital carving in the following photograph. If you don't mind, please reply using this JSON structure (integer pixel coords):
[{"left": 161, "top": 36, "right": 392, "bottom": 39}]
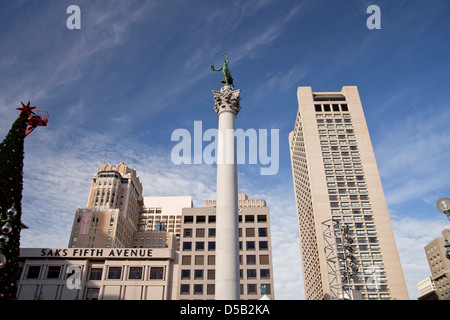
[{"left": 212, "top": 85, "right": 241, "bottom": 117}]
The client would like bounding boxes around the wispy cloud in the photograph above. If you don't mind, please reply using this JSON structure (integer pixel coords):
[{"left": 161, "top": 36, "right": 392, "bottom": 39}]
[{"left": 375, "top": 106, "right": 450, "bottom": 208}]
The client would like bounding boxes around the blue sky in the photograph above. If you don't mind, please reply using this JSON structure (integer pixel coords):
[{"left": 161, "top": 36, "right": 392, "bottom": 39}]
[{"left": 1, "top": 0, "right": 450, "bottom": 300}]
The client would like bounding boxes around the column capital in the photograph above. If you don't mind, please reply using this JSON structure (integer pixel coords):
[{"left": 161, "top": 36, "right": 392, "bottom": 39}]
[{"left": 213, "top": 85, "right": 241, "bottom": 117}]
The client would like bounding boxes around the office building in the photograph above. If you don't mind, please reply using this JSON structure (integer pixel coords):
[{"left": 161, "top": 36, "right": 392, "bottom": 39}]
[
  {"left": 424, "top": 229, "right": 450, "bottom": 300},
  {"left": 135, "top": 196, "right": 193, "bottom": 250},
  {"left": 178, "top": 193, "right": 274, "bottom": 300},
  {"left": 68, "top": 162, "right": 144, "bottom": 248},
  {"left": 417, "top": 276, "right": 438, "bottom": 300},
  {"left": 289, "top": 86, "right": 409, "bottom": 300}
]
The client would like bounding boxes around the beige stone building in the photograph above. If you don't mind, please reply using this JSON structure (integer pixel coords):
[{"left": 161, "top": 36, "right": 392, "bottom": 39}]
[
  {"left": 68, "top": 163, "right": 190, "bottom": 251},
  {"left": 289, "top": 86, "right": 409, "bottom": 300},
  {"left": 68, "top": 162, "right": 144, "bottom": 248},
  {"left": 178, "top": 193, "right": 275, "bottom": 300},
  {"left": 424, "top": 229, "right": 450, "bottom": 300},
  {"left": 135, "top": 196, "right": 193, "bottom": 250},
  {"left": 17, "top": 248, "right": 177, "bottom": 300}
]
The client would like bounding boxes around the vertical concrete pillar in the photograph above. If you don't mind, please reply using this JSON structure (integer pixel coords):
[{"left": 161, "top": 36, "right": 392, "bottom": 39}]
[{"left": 212, "top": 85, "right": 241, "bottom": 300}]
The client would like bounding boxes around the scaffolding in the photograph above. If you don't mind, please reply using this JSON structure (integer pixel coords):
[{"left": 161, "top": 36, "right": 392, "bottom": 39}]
[{"left": 322, "top": 219, "right": 360, "bottom": 300}]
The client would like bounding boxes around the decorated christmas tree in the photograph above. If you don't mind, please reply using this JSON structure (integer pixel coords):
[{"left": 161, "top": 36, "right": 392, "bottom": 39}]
[{"left": 0, "top": 102, "right": 35, "bottom": 300}]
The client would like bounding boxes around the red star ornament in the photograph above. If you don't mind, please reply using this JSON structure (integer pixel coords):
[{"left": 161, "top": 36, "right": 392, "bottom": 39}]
[{"left": 16, "top": 101, "right": 36, "bottom": 116}]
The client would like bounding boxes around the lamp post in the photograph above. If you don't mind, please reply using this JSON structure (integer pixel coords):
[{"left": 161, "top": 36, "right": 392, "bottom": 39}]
[
  {"left": 436, "top": 197, "right": 450, "bottom": 260},
  {"left": 0, "top": 204, "right": 17, "bottom": 267}
]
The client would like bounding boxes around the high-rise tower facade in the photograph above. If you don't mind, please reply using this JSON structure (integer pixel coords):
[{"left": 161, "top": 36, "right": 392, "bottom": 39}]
[
  {"left": 68, "top": 162, "right": 143, "bottom": 248},
  {"left": 289, "top": 86, "right": 409, "bottom": 300}
]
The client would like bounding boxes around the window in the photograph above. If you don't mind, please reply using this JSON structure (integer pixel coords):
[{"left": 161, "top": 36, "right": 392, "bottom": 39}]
[
  {"left": 181, "top": 269, "right": 190, "bottom": 280},
  {"left": 247, "top": 284, "right": 257, "bottom": 295},
  {"left": 89, "top": 267, "right": 103, "bottom": 280},
  {"left": 181, "top": 256, "right": 191, "bottom": 265},
  {"left": 258, "top": 228, "right": 267, "bottom": 237},
  {"left": 246, "top": 241, "right": 255, "bottom": 250},
  {"left": 208, "top": 228, "right": 216, "bottom": 237},
  {"left": 194, "top": 269, "right": 204, "bottom": 280},
  {"left": 260, "top": 269, "right": 270, "bottom": 279},
  {"left": 247, "top": 269, "right": 257, "bottom": 279},
  {"left": 128, "top": 267, "right": 142, "bottom": 280},
  {"left": 26, "top": 266, "right": 41, "bottom": 279},
  {"left": 207, "top": 284, "right": 215, "bottom": 295},
  {"left": 196, "top": 228, "right": 205, "bottom": 237},
  {"left": 195, "top": 255, "right": 204, "bottom": 265},
  {"left": 259, "top": 241, "right": 268, "bottom": 250},
  {"left": 246, "top": 228, "right": 255, "bottom": 237},
  {"left": 183, "top": 242, "right": 192, "bottom": 251},
  {"left": 247, "top": 255, "right": 256, "bottom": 265},
  {"left": 46, "top": 266, "right": 61, "bottom": 279},
  {"left": 259, "top": 255, "right": 269, "bottom": 264},
  {"left": 196, "top": 242, "right": 205, "bottom": 251},
  {"left": 245, "top": 215, "right": 255, "bottom": 222},
  {"left": 183, "top": 229, "right": 192, "bottom": 237},
  {"left": 194, "top": 284, "right": 203, "bottom": 295},
  {"left": 196, "top": 216, "right": 206, "bottom": 223},
  {"left": 150, "top": 267, "right": 164, "bottom": 280},
  {"left": 257, "top": 214, "right": 267, "bottom": 223},
  {"left": 180, "top": 284, "right": 190, "bottom": 295},
  {"left": 86, "top": 288, "right": 100, "bottom": 300},
  {"left": 184, "top": 216, "right": 194, "bottom": 223},
  {"left": 108, "top": 267, "right": 122, "bottom": 280}
]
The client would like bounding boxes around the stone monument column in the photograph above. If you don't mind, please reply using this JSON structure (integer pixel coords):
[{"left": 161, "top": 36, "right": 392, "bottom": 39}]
[{"left": 212, "top": 84, "right": 241, "bottom": 300}]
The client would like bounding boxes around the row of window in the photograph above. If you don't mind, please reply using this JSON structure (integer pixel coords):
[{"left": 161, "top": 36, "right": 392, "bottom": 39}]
[
  {"left": 180, "top": 268, "right": 270, "bottom": 280},
  {"left": 180, "top": 254, "right": 270, "bottom": 266},
  {"left": 24, "top": 265, "right": 165, "bottom": 281},
  {"left": 315, "top": 104, "right": 349, "bottom": 112},
  {"left": 182, "top": 240, "right": 269, "bottom": 251},
  {"left": 184, "top": 214, "right": 267, "bottom": 224},
  {"left": 183, "top": 227, "right": 268, "bottom": 238},
  {"left": 180, "top": 283, "right": 271, "bottom": 296}
]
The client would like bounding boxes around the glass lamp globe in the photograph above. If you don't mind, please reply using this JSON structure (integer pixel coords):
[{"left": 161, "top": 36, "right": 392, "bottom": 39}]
[
  {"left": 1, "top": 223, "right": 12, "bottom": 234},
  {"left": 0, "top": 235, "right": 9, "bottom": 243},
  {"left": 6, "top": 205, "right": 17, "bottom": 217},
  {"left": 436, "top": 198, "right": 450, "bottom": 213},
  {"left": 0, "top": 254, "right": 6, "bottom": 267}
]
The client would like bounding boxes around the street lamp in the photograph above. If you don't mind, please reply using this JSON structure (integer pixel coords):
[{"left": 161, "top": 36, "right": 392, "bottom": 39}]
[
  {"left": 436, "top": 198, "right": 450, "bottom": 260},
  {"left": 0, "top": 204, "right": 17, "bottom": 267},
  {"left": 436, "top": 198, "right": 450, "bottom": 221}
]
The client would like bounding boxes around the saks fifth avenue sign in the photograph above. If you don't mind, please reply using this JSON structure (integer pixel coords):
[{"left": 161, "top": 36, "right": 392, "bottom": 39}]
[{"left": 20, "top": 248, "right": 173, "bottom": 260}]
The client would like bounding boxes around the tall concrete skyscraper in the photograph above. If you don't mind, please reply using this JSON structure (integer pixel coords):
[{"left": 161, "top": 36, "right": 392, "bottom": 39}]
[{"left": 289, "top": 86, "right": 409, "bottom": 300}]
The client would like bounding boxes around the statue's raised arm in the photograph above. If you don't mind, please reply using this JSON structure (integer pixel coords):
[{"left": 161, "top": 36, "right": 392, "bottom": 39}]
[{"left": 211, "top": 53, "right": 234, "bottom": 87}]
